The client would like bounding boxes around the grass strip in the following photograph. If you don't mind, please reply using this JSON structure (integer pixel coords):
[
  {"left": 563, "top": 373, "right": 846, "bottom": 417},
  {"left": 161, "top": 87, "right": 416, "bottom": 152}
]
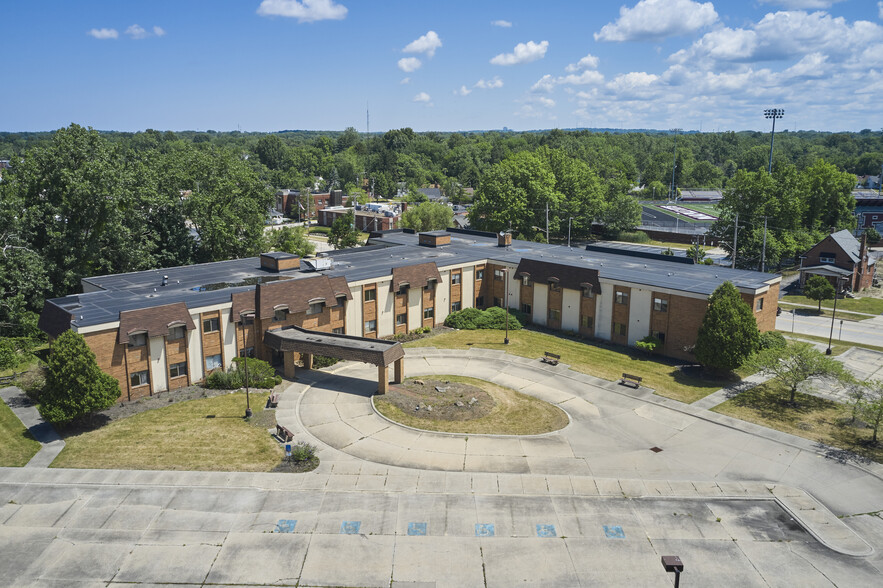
[{"left": 0, "top": 399, "right": 41, "bottom": 467}]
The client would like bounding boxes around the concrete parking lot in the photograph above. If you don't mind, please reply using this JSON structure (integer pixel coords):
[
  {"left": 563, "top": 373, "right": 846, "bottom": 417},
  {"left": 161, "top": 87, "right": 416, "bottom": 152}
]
[{"left": 3, "top": 347, "right": 883, "bottom": 586}]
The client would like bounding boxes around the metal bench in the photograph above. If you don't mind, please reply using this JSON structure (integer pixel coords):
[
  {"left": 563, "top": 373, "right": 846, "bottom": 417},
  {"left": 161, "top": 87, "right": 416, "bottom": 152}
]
[
  {"left": 541, "top": 352, "right": 561, "bottom": 366},
  {"left": 276, "top": 424, "right": 294, "bottom": 442},
  {"left": 620, "top": 373, "right": 642, "bottom": 388}
]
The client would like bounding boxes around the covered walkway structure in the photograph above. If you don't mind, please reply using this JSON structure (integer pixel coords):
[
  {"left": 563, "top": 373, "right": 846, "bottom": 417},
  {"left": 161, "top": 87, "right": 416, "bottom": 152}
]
[{"left": 263, "top": 325, "right": 405, "bottom": 393}]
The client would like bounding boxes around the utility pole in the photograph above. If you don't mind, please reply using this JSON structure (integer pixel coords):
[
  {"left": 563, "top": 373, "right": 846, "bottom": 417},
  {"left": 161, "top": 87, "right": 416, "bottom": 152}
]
[
  {"left": 669, "top": 128, "right": 682, "bottom": 201},
  {"left": 545, "top": 202, "right": 549, "bottom": 243},
  {"left": 568, "top": 217, "right": 573, "bottom": 249},
  {"left": 732, "top": 213, "right": 739, "bottom": 269},
  {"left": 760, "top": 216, "right": 768, "bottom": 273}
]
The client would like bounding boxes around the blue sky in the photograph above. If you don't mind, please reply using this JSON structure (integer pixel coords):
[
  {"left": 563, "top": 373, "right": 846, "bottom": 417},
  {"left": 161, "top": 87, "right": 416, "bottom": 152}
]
[{"left": 3, "top": 0, "right": 882, "bottom": 133}]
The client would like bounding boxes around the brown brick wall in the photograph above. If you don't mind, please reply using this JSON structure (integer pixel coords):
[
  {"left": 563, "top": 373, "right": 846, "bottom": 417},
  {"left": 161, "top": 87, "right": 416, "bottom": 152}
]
[
  {"left": 450, "top": 270, "right": 462, "bottom": 311},
  {"left": 520, "top": 282, "right": 534, "bottom": 315},
  {"left": 547, "top": 283, "right": 563, "bottom": 329},
  {"left": 395, "top": 292, "right": 408, "bottom": 334},
  {"left": 579, "top": 293, "right": 595, "bottom": 337},
  {"left": 200, "top": 311, "right": 224, "bottom": 372},
  {"left": 422, "top": 284, "right": 436, "bottom": 328},
  {"left": 666, "top": 295, "right": 708, "bottom": 361},
  {"left": 743, "top": 282, "right": 780, "bottom": 332},
  {"left": 475, "top": 265, "right": 485, "bottom": 307},
  {"left": 611, "top": 286, "right": 631, "bottom": 346},
  {"left": 83, "top": 329, "right": 129, "bottom": 402},
  {"left": 363, "top": 285, "right": 377, "bottom": 338},
  {"left": 165, "top": 337, "right": 189, "bottom": 389}
]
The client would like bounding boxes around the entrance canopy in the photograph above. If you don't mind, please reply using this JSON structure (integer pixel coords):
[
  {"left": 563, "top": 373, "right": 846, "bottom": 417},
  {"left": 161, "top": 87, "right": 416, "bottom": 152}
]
[{"left": 263, "top": 325, "right": 404, "bottom": 367}]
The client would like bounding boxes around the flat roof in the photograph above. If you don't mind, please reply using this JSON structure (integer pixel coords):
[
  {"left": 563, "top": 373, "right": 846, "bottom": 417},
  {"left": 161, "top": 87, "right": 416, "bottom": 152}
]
[{"left": 51, "top": 230, "right": 780, "bottom": 331}]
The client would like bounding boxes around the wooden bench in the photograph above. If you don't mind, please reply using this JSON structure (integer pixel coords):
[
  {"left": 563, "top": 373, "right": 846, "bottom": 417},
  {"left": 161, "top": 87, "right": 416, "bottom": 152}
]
[
  {"left": 276, "top": 424, "right": 294, "bottom": 442},
  {"left": 541, "top": 352, "right": 561, "bottom": 366},
  {"left": 620, "top": 373, "right": 642, "bottom": 388},
  {"left": 267, "top": 392, "right": 280, "bottom": 408}
]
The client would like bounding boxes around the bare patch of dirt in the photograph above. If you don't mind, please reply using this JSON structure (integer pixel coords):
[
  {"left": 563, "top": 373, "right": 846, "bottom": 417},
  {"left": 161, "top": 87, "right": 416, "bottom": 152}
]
[{"left": 385, "top": 378, "right": 494, "bottom": 421}]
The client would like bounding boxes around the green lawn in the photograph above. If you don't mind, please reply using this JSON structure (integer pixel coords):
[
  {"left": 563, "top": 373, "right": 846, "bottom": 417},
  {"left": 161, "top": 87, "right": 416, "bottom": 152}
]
[
  {"left": 780, "top": 294, "right": 883, "bottom": 315},
  {"left": 404, "top": 329, "right": 739, "bottom": 404},
  {"left": 778, "top": 331, "right": 883, "bottom": 354},
  {"left": 712, "top": 381, "right": 883, "bottom": 464},
  {"left": 52, "top": 391, "right": 284, "bottom": 471},
  {"left": 0, "top": 399, "right": 41, "bottom": 467},
  {"left": 778, "top": 302, "right": 871, "bottom": 322}
]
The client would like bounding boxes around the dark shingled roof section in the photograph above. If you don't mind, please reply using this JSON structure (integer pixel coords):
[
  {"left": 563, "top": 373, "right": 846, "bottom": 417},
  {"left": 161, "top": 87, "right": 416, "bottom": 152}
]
[
  {"left": 118, "top": 302, "right": 195, "bottom": 344},
  {"left": 328, "top": 276, "right": 353, "bottom": 300},
  {"left": 263, "top": 325, "right": 404, "bottom": 366},
  {"left": 516, "top": 258, "right": 602, "bottom": 293},
  {"left": 38, "top": 299, "right": 74, "bottom": 338},
  {"left": 231, "top": 290, "right": 258, "bottom": 321},
  {"left": 829, "top": 229, "right": 861, "bottom": 263},
  {"left": 258, "top": 275, "right": 339, "bottom": 319},
  {"left": 391, "top": 261, "right": 441, "bottom": 291}
]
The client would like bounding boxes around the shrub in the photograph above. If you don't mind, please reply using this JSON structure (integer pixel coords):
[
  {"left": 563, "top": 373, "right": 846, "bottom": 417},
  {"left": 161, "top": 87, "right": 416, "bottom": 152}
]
[
  {"left": 445, "top": 307, "right": 522, "bottom": 330},
  {"left": 615, "top": 230, "right": 650, "bottom": 244},
  {"left": 312, "top": 355, "right": 339, "bottom": 369},
  {"left": 445, "top": 307, "right": 484, "bottom": 329},
  {"left": 289, "top": 441, "right": 317, "bottom": 462},
  {"left": 0, "top": 339, "right": 18, "bottom": 370},
  {"left": 635, "top": 335, "right": 661, "bottom": 353},
  {"left": 204, "top": 370, "right": 240, "bottom": 390},
  {"left": 309, "top": 226, "right": 331, "bottom": 235},
  {"left": 703, "top": 258, "right": 714, "bottom": 265},
  {"left": 204, "top": 357, "right": 279, "bottom": 390},
  {"left": 758, "top": 331, "right": 787, "bottom": 351}
]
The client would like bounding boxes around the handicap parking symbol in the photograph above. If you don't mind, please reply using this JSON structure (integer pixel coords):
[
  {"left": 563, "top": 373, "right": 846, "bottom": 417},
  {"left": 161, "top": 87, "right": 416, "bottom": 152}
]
[{"left": 275, "top": 519, "right": 296, "bottom": 533}]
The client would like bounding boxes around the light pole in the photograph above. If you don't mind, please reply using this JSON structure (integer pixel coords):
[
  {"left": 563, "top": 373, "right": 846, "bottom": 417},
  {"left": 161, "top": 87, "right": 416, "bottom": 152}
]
[
  {"left": 567, "top": 217, "right": 573, "bottom": 249},
  {"left": 240, "top": 311, "right": 254, "bottom": 418},
  {"left": 669, "top": 128, "right": 682, "bottom": 201},
  {"left": 764, "top": 108, "right": 784, "bottom": 174},
  {"left": 826, "top": 276, "right": 844, "bottom": 355}
]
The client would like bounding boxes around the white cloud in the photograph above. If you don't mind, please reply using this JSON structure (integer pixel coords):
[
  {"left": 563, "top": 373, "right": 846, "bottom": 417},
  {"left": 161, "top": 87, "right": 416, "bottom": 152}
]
[
  {"left": 87, "top": 28, "right": 118, "bottom": 39},
  {"left": 490, "top": 40, "right": 549, "bottom": 65},
  {"left": 403, "top": 31, "right": 442, "bottom": 58},
  {"left": 559, "top": 70, "right": 605, "bottom": 85},
  {"left": 565, "top": 53, "right": 600, "bottom": 72},
  {"left": 413, "top": 92, "right": 432, "bottom": 104},
  {"left": 475, "top": 76, "right": 504, "bottom": 89},
  {"left": 608, "top": 71, "right": 659, "bottom": 92},
  {"left": 153, "top": 26, "right": 166, "bottom": 37},
  {"left": 400, "top": 77, "right": 411, "bottom": 84},
  {"left": 257, "top": 0, "right": 347, "bottom": 23},
  {"left": 758, "top": 0, "right": 844, "bottom": 8},
  {"left": 783, "top": 52, "right": 829, "bottom": 78},
  {"left": 531, "top": 74, "right": 556, "bottom": 93},
  {"left": 595, "top": 0, "right": 718, "bottom": 42},
  {"left": 126, "top": 24, "right": 149, "bottom": 39},
  {"left": 455, "top": 85, "right": 472, "bottom": 96},
  {"left": 491, "top": 20, "right": 512, "bottom": 28},
  {"left": 397, "top": 57, "right": 422, "bottom": 72},
  {"left": 536, "top": 96, "right": 556, "bottom": 108}
]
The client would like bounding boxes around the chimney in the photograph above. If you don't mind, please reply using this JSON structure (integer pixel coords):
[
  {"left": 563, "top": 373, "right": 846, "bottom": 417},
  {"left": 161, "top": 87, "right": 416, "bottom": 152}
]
[{"left": 497, "top": 232, "right": 512, "bottom": 247}]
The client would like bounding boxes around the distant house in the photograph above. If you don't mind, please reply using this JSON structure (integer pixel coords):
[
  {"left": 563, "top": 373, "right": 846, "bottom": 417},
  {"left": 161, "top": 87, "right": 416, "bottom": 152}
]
[
  {"left": 799, "top": 229, "right": 877, "bottom": 292},
  {"left": 418, "top": 187, "right": 443, "bottom": 201}
]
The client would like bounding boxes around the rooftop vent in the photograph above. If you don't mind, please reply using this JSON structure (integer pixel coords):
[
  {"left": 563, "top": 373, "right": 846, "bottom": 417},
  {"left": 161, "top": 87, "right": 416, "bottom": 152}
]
[
  {"left": 419, "top": 232, "right": 451, "bottom": 248},
  {"left": 300, "top": 257, "right": 333, "bottom": 272}
]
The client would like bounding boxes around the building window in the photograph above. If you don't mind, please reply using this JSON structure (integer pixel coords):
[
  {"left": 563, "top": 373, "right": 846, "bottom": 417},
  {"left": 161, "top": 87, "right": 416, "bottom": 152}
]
[
  {"left": 424, "top": 307, "right": 434, "bottom": 320},
  {"left": 522, "top": 303, "right": 532, "bottom": 314},
  {"left": 494, "top": 269, "right": 505, "bottom": 281},
  {"left": 364, "top": 319, "right": 377, "bottom": 333},
  {"left": 364, "top": 289, "right": 376, "bottom": 302},
  {"left": 335, "top": 295, "right": 346, "bottom": 307},
  {"left": 332, "top": 327, "right": 344, "bottom": 335},
  {"left": 451, "top": 272, "right": 461, "bottom": 285},
  {"left": 523, "top": 275, "right": 532, "bottom": 286},
  {"left": 205, "top": 354, "right": 222, "bottom": 371},
  {"left": 652, "top": 331, "right": 666, "bottom": 343},
  {"left": 549, "top": 281, "right": 560, "bottom": 292},
  {"left": 242, "top": 314, "right": 255, "bottom": 325},
  {"left": 819, "top": 254, "right": 835, "bottom": 264},
  {"left": 756, "top": 298, "right": 764, "bottom": 311},
  {"left": 128, "top": 332, "right": 147, "bottom": 348},
  {"left": 580, "top": 315, "right": 594, "bottom": 329},
  {"left": 451, "top": 301, "right": 461, "bottom": 312},
  {"left": 396, "top": 313, "right": 407, "bottom": 326},
  {"left": 549, "top": 309, "right": 561, "bottom": 322},
  {"left": 493, "top": 297, "right": 503, "bottom": 308},
  {"left": 274, "top": 308, "right": 288, "bottom": 322},
  {"left": 614, "top": 322, "right": 627, "bottom": 336},
  {"left": 476, "top": 269, "right": 484, "bottom": 280},
  {"left": 203, "top": 317, "right": 220, "bottom": 332},
  {"left": 615, "top": 291, "right": 629, "bottom": 305},
  {"left": 307, "top": 302, "right": 323, "bottom": 315},
  {"left": 582, "top": 288, "right": 593, "bottom": 298},
  {"left": 168, "top": 326, "right": 185, "bottom": 340},
  {"left": 476, "top": 296, "right": 484, "bottom": 307},
  {"left": 129, "top": 370, "right": 149, "bottom": 388},
  {"left": 169, "top": 362, "right": 187, "bottom": 378},
  {"left": 239, "top": 347, "right": 255, "bottom": 358},
  {"left": 653, "top": 298, "right": 668, "bottom": 312}
]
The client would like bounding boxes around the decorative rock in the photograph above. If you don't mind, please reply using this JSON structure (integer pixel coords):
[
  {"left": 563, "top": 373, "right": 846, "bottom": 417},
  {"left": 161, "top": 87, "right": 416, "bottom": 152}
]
[
  {"left": 426, "top": 405, "right": 432, "bottom": 412},
  {"left": 414, "top": 379, "right": 425, "bottom": 386},
  {"left": 469, "top": 397, "right": 478, "bottom": 405},
  {"left": 456, "top": 401, "right": 465, "bottom": 407}
]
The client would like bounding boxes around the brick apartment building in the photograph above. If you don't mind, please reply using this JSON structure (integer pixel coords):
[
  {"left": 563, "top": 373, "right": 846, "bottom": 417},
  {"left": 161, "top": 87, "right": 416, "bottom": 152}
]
[
  {"left": 275, "top": 189, "right": 346, "bottom": 219},
  {"left": 318, "top": 206, "right": 400, "bottom": 231},
  {"left": 39, "top": 229, "right": 781, "bottom": 403}
]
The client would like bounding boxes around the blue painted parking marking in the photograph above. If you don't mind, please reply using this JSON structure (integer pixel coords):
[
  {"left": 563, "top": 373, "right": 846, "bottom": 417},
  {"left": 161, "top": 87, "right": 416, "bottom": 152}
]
[
  {"left": 536, "top": 524, "right": 557, "bottom": 538},
  {"left": 341, "top": 521, "right": 361, "bottom": 534},
  {"left": 475, "top": 523, "right": 495, "bottom": 537},
  {"left": 603, "top": 525, "right": 625, "bottom": 539},
  {"left": 274, "top": 519, "right": 296, "bottom": 533},
  {"left": 408, "top": 522, "right": 427, "bottom": 536}
]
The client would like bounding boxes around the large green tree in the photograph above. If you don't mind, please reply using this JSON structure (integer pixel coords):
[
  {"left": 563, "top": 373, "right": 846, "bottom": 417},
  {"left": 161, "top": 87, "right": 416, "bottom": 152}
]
[
  {"left": 329, "top": 210, "right": 361, "bottom": 249},
  {"left": 803, "top": 275, "right": 835, "bottom": 311},
  {"left": 40, "top": 330, "right": 120, "bottom": 425},
  {"left": 401, "top": 202, "right": 453, "bottom": 232},
  {"left": 264, "top": 226, "right": 315, "bottom": 258},
  {"left": 694, "top": 281, "right": 760, "bottom": 372}
]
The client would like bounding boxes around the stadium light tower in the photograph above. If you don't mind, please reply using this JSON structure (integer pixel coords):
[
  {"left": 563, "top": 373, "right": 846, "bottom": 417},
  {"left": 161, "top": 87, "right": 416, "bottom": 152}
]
[
  {"left": 764, "top": 108, "right": 784, "bottom": 174},
  {"left": 669, "top": 128, "right": 682, "bottom": 201}
]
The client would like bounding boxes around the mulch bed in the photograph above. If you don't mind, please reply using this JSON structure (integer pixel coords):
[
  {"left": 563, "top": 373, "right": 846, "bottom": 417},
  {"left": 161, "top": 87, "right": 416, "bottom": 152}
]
[{"left": 385, "top": 378, "right": 494, "bottom": 421}]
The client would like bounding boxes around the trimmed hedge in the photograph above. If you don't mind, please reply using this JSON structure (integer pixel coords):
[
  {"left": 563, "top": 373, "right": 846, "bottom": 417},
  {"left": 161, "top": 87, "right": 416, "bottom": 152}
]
[
  {"left": 204, "top": 357, "right": 281, "bottom": 390},
  {"left": 445, "top": 306, "right": 523, "bottom": 330}
]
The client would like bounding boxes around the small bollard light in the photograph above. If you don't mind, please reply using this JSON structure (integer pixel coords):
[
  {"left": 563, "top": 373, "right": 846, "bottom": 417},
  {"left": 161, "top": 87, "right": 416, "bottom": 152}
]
[{"left": 661, "top": 555, "right": 684, "bottom": 587}]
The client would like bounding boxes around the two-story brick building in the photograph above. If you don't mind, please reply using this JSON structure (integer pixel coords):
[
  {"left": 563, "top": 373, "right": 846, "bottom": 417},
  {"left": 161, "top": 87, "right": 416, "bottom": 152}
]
[
  {"left": 799, "top": 230, "right": 877, "bottom": 292},
  {"left": 39, "top": 229, "right": 781, "bottom": 403}
]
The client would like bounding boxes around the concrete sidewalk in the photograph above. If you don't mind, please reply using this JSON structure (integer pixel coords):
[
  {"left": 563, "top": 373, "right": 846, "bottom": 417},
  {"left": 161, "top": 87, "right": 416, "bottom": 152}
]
[{"left": 0, "top": 386, "right": 65, "bottom": 467}]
